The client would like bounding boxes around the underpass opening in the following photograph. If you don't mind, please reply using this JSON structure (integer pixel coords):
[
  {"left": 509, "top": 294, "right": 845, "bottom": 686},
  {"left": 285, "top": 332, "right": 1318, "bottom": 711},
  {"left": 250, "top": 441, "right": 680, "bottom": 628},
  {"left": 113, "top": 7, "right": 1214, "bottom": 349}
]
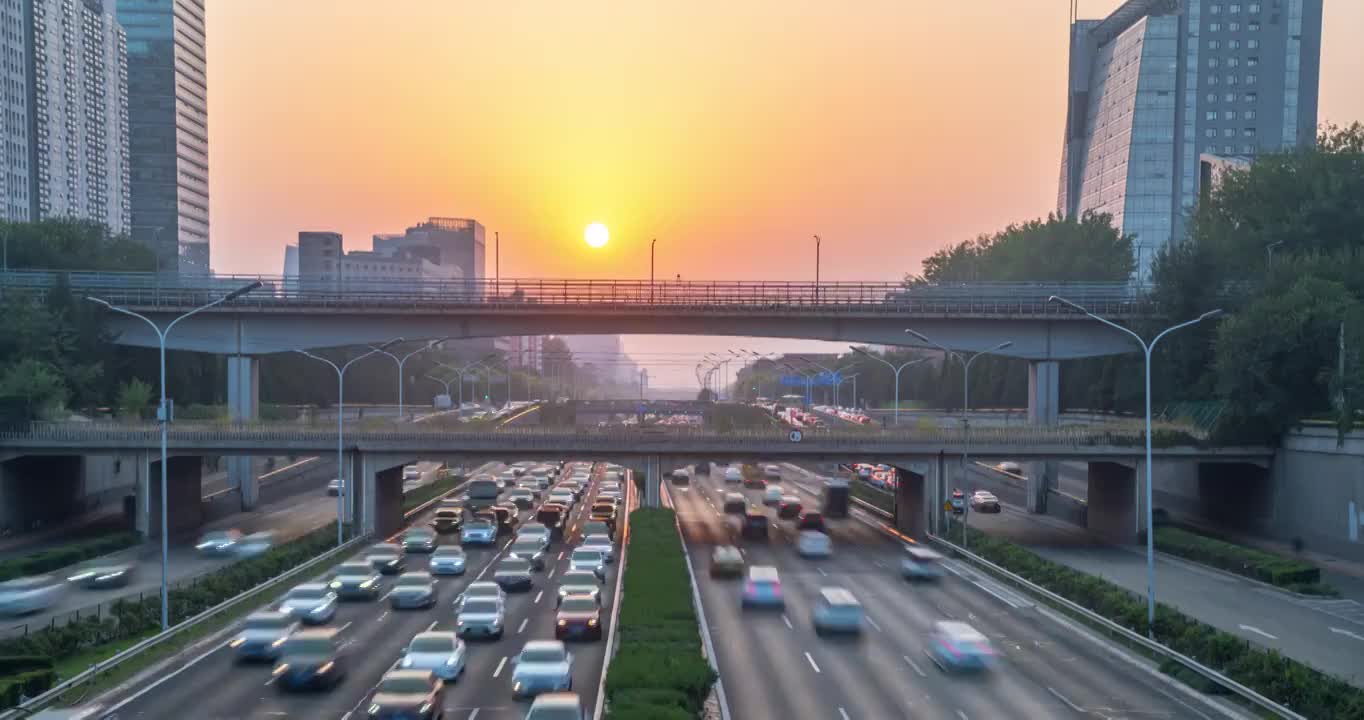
[
  {"left": 0, "top": 455, "right": 86, "bottom": 536},
  {"left": 1087, "top": 460, "right": 1137, "bottom": 544}
]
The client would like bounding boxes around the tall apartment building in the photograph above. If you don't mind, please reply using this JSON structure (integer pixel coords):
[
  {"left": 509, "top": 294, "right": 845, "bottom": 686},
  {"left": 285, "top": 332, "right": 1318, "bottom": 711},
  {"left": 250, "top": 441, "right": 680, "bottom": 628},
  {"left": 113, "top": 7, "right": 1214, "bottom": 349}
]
[
  {"left": 116, "top": 0, "right": 209, "bottom": 274},
  {"left": 0, "top": 0, "right": 129, "bottom": 233},
  {"left": 1058, "top": 0, "right": 1322, "bottom": 280}
]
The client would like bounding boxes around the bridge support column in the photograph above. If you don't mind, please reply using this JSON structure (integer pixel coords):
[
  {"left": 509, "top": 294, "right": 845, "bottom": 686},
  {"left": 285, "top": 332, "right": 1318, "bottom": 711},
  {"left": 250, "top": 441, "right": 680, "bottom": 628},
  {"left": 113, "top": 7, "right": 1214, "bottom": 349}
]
[
  {"left": 227, "top": 355, "right": 261, "bottom": 511},
  {"left": 1088, "top": 460, "right": 1138, "bottom": 544},
  {"left": 148, "top": 456, "right": 203, "bottom": 538},
  {"left": 134, "top": 452, "right": 151, "bottom": 537},
  {"left": 1024, "top": 461, "right": 1055, "bottom": 514},
  {"left": 893, "top": 467, "right": 927, "bottom": 539},
  {"left": 354, "top": 453, "right": 404, "bottom": 538},
  {"left": 1027, "top": 360, "right": 1060, "bottom": 426},
  {"left": 643, "top": 456, "right": 661, "bottom": 508}
]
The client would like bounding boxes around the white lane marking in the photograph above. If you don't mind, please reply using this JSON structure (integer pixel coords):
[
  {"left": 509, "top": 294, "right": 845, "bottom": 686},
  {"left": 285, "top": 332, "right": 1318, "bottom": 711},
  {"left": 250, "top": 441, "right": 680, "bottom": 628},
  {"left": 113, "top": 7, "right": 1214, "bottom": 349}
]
[
  {"left": 818, "top": 568, "right": 828, "bottom": 577},
  {"left": 955, "top": 711, "right": 969, "bottom": 720},
  {"left": 338, "top": 621, "right": 354, "bottom": 634},
  {"left": 837, "top": 709, "right": 850, "bottom": 720},
  {"left": 1239, "top": 624, "right": 1279, "bottom": 640},
  {"left": 379, "top": 589, "right": 394, "bottom": 601},
  {"left": 377, "top": 610, "right": 389, "bottom": 623},
  {"left": 558, "top": 551, "right": 565, "bottom": 561},
  {"left": 1047, "top": 686, "right": 1084, "bottom": 713},
  {"left": 782, "top": 614, "right": 793, "bottom": 629},
  {"left": 425, "top": 619, "right": 438, "bottom": 632},
  {"left": 534, "top": 590, "right": 544, "bottom": 604},
  {"left": 493, "top": 655, "right": 508, "bottom": 677},
  {"left": 865, "top": 615, "right": 882, "bottom": 632},
  {"left": 263, "top": 675, "right": 276, "bottom": 687},
  {"left": 468, "top": 710, "right": 480, "bottom": 720},
  {"left": 902, "top": 654, "right": 927, "bottom": 677},
  {"left": 804, "top": 651, "right": 821, "bottom": 673},
  {"left": 1330, "top": 626, "right": 1364, "bottom": 641},
  {"left": 547, "top": 568, "right": 557, "bottom": 579},
  {"left": 517, "top": 618, "right": 528, "bottom": 634}
]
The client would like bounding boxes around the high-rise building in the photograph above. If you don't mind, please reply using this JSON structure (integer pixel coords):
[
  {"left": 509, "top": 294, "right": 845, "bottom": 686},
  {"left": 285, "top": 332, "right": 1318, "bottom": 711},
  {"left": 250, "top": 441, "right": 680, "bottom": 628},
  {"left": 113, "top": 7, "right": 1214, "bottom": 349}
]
[
  {"left": 373, "top": 217, "right": 485, "bottom": 288},
  {"left": 0, "top": 0, "right": 129, "bottom": 233},
  {"left": 1058, "top": 0, "right": 1322, "bottom": 280},
  {"left": 295, "top": 231, "right": 461, "bottom": 289},
  {"left": 116, "top": 0, "right": 209, "bottom": 274}
]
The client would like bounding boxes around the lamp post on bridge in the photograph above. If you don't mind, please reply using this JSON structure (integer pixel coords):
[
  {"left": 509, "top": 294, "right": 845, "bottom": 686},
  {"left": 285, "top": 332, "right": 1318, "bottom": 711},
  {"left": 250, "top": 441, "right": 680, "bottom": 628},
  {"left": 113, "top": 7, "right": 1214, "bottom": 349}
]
[
  {"left": 1049, "top": 295, "right": 1222, "bottom": 637},
  {"left": 904, "top": 330, "right": 1012, "bottom": 550},
  {"left": 425, "top": 373, "right": 456, "bottom": 400},
  {"left": 798, "top": 356, "right": 857, "bottom": 408},
  {"left": 296, "top": 338, "right": 402, "bottom": 547},
  {"left": 371, "top": 338, "right": 445, "bottom": 420},
  {"left": 850, "top": 346, "right": 931, "bottom": 426},
  {"left": 87, "top": 280, "right": 262, "bottom": 631}
]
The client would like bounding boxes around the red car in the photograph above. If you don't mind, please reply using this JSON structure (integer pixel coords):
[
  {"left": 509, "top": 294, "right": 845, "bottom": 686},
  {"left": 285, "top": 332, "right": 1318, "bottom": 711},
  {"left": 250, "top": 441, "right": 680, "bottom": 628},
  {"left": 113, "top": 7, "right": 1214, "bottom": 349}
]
[
  {"left": 777, "top": 497, "right": 803, "bottom": 519},
  {"left": 796, "top": 511, "right": 825, "bottom": 532}
]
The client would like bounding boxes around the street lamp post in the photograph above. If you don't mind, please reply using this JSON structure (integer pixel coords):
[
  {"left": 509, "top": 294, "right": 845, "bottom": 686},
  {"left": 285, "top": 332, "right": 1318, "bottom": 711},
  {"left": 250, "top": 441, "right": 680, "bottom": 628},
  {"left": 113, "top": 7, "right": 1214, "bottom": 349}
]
[
  {"left": 425, "top": 373, "right": 456, "bottom": 398},
  {"left": 296, "top": 338, "right": 401, "bottom": 547},
  {"left": 650, "top": 238, "right": 657, "bottom": 303},
  {"left": 798, "top": 356, "right": 856, "bottom": 408},
  {"left": 813, "top": 234, "right": 821, "bottom": 303},
  {"left": 1049, "top": 295, "right": 1221, "bottom": 636},
  {"left": 850, "top": 346, "right": 931, "bottom": 425},
  {"left": 87, "top": 281, "right": 261, "bottom": 631},
  {"left": 371, "top": 339, "right": 443, "bottom": 420},
  {"left": 905, "top": 330, "right": 1012, "bottom": 549}
]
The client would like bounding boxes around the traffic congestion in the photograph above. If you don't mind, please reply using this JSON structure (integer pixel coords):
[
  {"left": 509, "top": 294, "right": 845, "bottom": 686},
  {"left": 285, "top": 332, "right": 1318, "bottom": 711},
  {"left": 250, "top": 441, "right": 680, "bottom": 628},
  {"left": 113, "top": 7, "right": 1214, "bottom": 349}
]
[{"left": 98, "top": 459, "right": 629, "bottom": 720}]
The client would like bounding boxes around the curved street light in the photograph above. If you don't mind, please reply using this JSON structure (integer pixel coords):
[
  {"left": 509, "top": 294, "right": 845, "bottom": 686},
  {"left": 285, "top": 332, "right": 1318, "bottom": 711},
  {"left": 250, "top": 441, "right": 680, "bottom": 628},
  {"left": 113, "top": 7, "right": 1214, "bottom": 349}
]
[{"left": 850, "top": 346, "right": 932, "bottom": 426}]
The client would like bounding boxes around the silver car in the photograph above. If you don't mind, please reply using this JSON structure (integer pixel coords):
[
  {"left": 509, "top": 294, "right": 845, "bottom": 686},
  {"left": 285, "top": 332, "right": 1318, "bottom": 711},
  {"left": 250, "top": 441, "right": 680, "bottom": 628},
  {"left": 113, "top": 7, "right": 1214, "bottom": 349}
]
[
  {"left": 556, "top": 570, "right": 601, "bottom": 607},
  {"left": 278, "top": 583, "right": 338, "bottom": 624},
  {"left": 400, "top": 631, "right": 467, "bottom": 681},
  {"left": 66, "top": 561, "right": 134, "bottom": 589},
  {"left": 389, "top": 571, "right": 437, "bottom": 610},
  {"left": 578, "top": 534, "right": 615, "bottom": 564},
  {"left": 455, "top": 581, "right": 505, "bottom": 611},
  {"left": 518, "top": 524, "right": 552, "bottom": 550},
  {"left": 461, "top": 520, "right": 497, "bottom": 546},
  {"left": 195, "top": 530, "right": 242, "bottom": 556},
  {"left": 235, "top": 532, "right": 275, "bottom": 559},
  {"left": 456, "top": 596, "right": 505, "bottom": 639},
  {"left": 0, "top": 576, "right": 64, "bottom": 616},
  {"left": 429, "top": 546, "right": 467, "bottom": 576},
  {"left": 509, "top": 539, "right": 547, "bottom": 571},
  {"left": 569, "top": 550, "right": 606, "bottom": 581},
  {"left": 511, "top": 640, "right": 574, "bottom": 699},
  {"left": 228, "top": 610, "right": 299, "bottom": 661}
]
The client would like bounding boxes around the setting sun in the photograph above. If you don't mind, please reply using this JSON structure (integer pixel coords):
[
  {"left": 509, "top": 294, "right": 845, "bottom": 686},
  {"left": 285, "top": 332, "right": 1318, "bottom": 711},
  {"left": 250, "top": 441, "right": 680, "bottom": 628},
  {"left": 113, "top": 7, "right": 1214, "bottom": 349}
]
[{"left": 585, "top": 222, "right": 609, "bottom": 248}]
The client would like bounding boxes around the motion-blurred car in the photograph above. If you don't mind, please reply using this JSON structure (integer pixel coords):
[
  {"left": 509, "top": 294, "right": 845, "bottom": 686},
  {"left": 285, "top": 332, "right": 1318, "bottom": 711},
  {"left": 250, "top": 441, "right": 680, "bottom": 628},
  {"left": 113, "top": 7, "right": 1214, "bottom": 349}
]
[
  {"left": 278, "top": 583, "right": 338, "bottom": 624},
  {"left": 461, "top": 519, "right": 497, "bottom": 546},
  {"left": 400, "top": 631, "right": 466, "bottom": 681},
  {"left": 402, "top": 465, "right": 423, "bottom": 481},
  {"left": 494, "top": 557, "right": 535, "bottom": 592},
  {"left": 555, "top": 595, "right": 603, "bottom": 641},
  {"left": 743, "top": 475, "right": 767, "bottom": 490},
  {"left": 511, "top": 641, "right": 574, "bottom": 699},
  {"left": 525, "top": 692, "right": 585, "bottom": 720},
  {"left": 366, "top": 543, "right": 406, "bottom": 575},
  {"left": 796, "top": 530, "right": 832, "bottom": 558},
  {"left": 271, "top": 629, "right": 348, "bottom": 691},
  {"left": 928, "top": 621, "right": 996, "bottom": 672},
  {"left": 507, "top": 489, "right": 535, "bottom": 509},
  {"left": 777, "top": 496, "right": 803, "bottom": 519},
  {"left": 428, "top": 546, "right": 467, "bottom": 576},
  {"left": 326, "top": 478, "right": 343, "bottom": 496},
  {"left": 741, "top": 566, "right": 784, "bottom": 609},
  {"left": 950, "top": 489, "right": 966, "bottom": 515},
  {"left": 389, "top": 571, "right": 437, "bottom": 610},
  {"left": 509, "top": 538, "right": 548, "bottom": 571},
  {"left": 723, "top": 467, "right": 743, "bottom": 483},
  {"left": 235, "top": 531, "right": 275, "bottom": 559},
  {"left": 195, "top": 529, "right": 243, "bottom": 555},
  {"left": 811, "top": 587, "right": 864, "bottom": 636},
  {"left": 548, "top": 490, "right": 576, "bottom": 508},
  {"left": 796, "top": 511, "right": 826, "bottom": 532},
  {"left": 581, "top": 520, "right": 613, "bottom": 541},
  {"left": 228, "top": 610, "right": 298, "bottom": 662},
  {"left": 763, "top": 465, "right": 783, "bottom": 482},
  {"left": 997, "top": 461, "right": 1023, "bottom": 475},
  {"left": 432, "top": 509, "right": 464, "bottom": 534},
  {"left": 455, "top": 596, "right": 504, "bottom": 639},
  {"left": 578, "top": 534, "right": 615, "bottom": 563},
  {"left": 0, "top": 576, "right": 64, "bottom": 616},
  {"left": 537, "top": 504, "right": 568, "bottom": 533},
  {"left": 402, "top": 527, "right": 439, "bottom": 553},
  {"left": 556, "top": 571, "right": 601, "bottom": 606},
  {"left": 329, "top": 562, "right": 382, "bottom": 600},
  {"left": 365, "top": 669, "right": 444, "bottom": 719},
  {"left": 969, "top": 491, "right": 1001, "bottom": 514},
  {"left": 902, "top": 546, "right": 946, "bottom": 581},
  {"left": 722, "top": 493, "right": 747, "bottom": 515},
  {"left": 762, "top": 486, "right": 783, "bottom": 506},
  {"left": 568, "top": 549, "right": 606, "bottom": 581},
  {"left": 709, "top": 546, "right": 744, "bottom": 579},
  {"left": 740, "top": 512, "right": 769, "bottom": 541},
  {"left": 670, "top": 468, "right": 691, "bottom": 486},
  {"left": 66, "top": 561, "right": 134, "bottom": 589},
  {"left": 518, "top": 523, "right": 552, "bottom": 549}
]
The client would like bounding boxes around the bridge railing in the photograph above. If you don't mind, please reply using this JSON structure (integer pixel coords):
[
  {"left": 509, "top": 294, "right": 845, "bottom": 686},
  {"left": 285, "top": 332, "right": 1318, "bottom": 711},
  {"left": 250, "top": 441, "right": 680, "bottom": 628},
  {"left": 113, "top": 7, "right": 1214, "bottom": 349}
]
[{"left": 0, "top": 271, "right": 1152, "bottom": 315}]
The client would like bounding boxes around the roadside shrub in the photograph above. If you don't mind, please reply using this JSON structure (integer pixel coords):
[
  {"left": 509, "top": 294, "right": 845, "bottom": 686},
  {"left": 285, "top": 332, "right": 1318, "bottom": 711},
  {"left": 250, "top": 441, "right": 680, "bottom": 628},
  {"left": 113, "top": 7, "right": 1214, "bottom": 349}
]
[
  {"left": 850, "top": 482, "right": 893, "bottom": 513},
  {"left": 401, "top": 476, "right": 462, "bottom": 513},
  {"left": 0, "top": 657, "right": 51, "bottom": 675},
  {"left": 0, "top": 669, "right": 55, "bottom": 707},
  {"left": 1154, "top": 527, "right": 1323, "bottom": 588},
  {"left": 0, "top": 532, "right": 140, "bottom": 582}
]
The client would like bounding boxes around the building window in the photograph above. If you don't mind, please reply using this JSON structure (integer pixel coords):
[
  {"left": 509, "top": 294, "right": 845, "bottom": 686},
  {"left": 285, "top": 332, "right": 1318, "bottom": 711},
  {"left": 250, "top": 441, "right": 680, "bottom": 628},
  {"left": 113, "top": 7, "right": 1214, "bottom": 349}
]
[
  {"left": 1206, "top": 92, "right": 1218, "bottom": 102},
  {"left": 1208, "top": 39, "right": 1220, "bottom": 49},
  {"left": 1241, "top": 144, "right": 1254, "bottom": 154},
  {"left": 1224, "top": 128, "right": 1236, "bottom": 138},
  {"left": 1229, "top": 39, "right": 1240, "bottom": 49},
  {"left": 1209, "top": 22, "right": 1221, "bottom": 32},
  {"left": 1249, "top": 2, "right": 1261, "bottom": 12},
  {"left": 1206, "top": 144, "right": 1218, "bottom": 153},
  {"left": 1230, "top": 21, "right": 1240, "bottom": 31},
  {"left": 1246, "top": 73, "right": 1257, "bottom": 85},
  {"left": 1230, "top": 3, "right": 1241, "bottom": 13},
  {"left": 1226, "top": 74, "right": 1238, "bottom": 85},
  {"left": 1247, "top": 56, "right": 1258, "bottom": 67},
  {"left": 1225, "top": 110, "right": 1238, "bottom": 120},
  {"left": 1227, "top": 57, "right": 1239, "bottom": 68},
  {"left": 1205, "top": 128, "right": 1217, "bottom": 138},
  {"left": 1209, "top": 74, "right": 1220, "bottom": 85},
  {"left": 1224, "top": 145, "right": 1235, "bottom": 154},
  {"left": 1205, "top": 110, "right": 1218, "bottom": 120},
  {"left": 1209, "top": 4, "right": 1221, "bottom": 13},
  {"left": 1248, "top": 39, "right": 1259, "bottom": 49},
  {"left": 1245, "top": 109, "right": 1256, "bottom": 120},
  {"left": 1208, "top": 57, "right": 1219, "bottom": 68},
  {"left": 1248, "top": 21, "right": 1260, "bottom": 31},
  {"left": 1243, "top": 127, "right": 1256, "bottom": 137},
  {"left": 1225, "top": 92, "right": 1236, "bottom": 102},
  {"left": 1244, "top": 92, "right": 1257, "bottom": 102}
]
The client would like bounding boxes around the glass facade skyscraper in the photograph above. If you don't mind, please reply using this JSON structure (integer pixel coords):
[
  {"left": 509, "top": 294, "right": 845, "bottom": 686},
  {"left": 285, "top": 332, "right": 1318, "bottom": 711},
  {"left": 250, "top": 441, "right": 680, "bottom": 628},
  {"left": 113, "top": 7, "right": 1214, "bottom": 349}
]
[
  {"left": 1058, "top": 0, "right": 1322, "bottom": 281},
  {"left": 116, "top": 0, "right": 209, "bottom": 274}
]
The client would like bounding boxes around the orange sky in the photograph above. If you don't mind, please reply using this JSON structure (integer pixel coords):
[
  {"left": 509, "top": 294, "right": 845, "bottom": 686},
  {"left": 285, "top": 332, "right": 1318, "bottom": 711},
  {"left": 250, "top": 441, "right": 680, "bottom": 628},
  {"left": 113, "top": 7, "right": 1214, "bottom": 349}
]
[{"left": 207, "top": 1, "right": 1363, "bottom": 386}]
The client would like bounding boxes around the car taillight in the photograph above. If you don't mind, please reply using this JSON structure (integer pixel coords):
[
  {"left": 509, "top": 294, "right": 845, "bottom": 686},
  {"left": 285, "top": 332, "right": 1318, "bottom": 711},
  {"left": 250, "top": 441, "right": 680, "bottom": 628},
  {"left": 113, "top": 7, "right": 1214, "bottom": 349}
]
[
  {"left": 771, "top": 584, "right": 782, "bottom": 596},
  {"left": 744, "top": 581, "right": 756, "bottom": 594}
]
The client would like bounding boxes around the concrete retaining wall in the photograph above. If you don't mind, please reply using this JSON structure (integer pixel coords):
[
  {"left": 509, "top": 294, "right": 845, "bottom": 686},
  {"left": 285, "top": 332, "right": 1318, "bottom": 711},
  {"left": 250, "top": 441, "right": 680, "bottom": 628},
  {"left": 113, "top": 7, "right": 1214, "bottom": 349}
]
[{"left": 1271, "top": 427, "right": 1364, "bottom": 560}]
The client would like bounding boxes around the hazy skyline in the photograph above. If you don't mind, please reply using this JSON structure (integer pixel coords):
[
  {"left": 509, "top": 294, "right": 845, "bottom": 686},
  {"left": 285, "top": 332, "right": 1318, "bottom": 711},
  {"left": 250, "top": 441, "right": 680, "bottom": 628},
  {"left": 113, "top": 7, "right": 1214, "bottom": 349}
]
[{"left": 206, "top": 1, "right": 1363, "bottom": 386}]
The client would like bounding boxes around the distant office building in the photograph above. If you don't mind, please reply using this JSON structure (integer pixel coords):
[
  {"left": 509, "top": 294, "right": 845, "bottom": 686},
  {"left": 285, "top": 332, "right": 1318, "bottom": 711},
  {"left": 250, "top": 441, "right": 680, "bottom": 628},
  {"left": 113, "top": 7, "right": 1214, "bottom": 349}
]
[
  {"left": 0, "top": 0, "right": 129, "bottom": 233},
  {"left": 561, "top": 335, "right": 637, "bottom": 384},
  {"left": 282, "top": 244, "right": 299, "bottom": 294},
  {"left": 373, "top": 217, "right": 485, "bottom": 288},
  {"left": 116, "top": 0, "right": 210, "bottom": 274},
  {"left": 296, "top": 231, "right": 461, "bottom": 289},
  {"left": 1197, "top": 152, "right": 1251, "bottom": 201},
  {"left": 505, "top": 335, "right": 544, "bottom": 372},
  {"left": 1058, "top": 0, "right": 1322, "bottom": 280}
]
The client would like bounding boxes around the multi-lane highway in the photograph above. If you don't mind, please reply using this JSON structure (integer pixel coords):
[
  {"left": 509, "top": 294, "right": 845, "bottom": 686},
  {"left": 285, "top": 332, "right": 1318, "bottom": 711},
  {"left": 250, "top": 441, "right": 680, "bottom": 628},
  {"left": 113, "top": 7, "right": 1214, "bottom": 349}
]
[
  {"left": 672, "top": 464, "right": 1227, "bottom": 720},
  {"left": 99, "top": 460, "right": 628, "bottom": 720}
]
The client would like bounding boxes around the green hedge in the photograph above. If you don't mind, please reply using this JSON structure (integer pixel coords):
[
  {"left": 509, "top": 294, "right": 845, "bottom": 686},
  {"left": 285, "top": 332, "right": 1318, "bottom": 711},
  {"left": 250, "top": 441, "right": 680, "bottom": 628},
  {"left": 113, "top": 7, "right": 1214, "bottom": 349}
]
[
  {"left": 401, "top": 475, "right": 462, "bottom": 513},
  {"left": 1154, "top": 527, "right": 1324, "bottom": 588},
  {"left": 0, "top": 669, "right": 56, "bottom": 708},
  {"left": 0, "top": 523, "right": 345, "bottom": 710},
  {"left": 604, "top": 509, "right": 716, "bottom": 719},
  {"left": 947, "top": 521, "right": 1364, "bottom": 719},
  {"left": 850, "top": 482, "right": 893, "bottom": 514},
  {"left": 0, "top": 532, "right": 141, "bottom": 583}
]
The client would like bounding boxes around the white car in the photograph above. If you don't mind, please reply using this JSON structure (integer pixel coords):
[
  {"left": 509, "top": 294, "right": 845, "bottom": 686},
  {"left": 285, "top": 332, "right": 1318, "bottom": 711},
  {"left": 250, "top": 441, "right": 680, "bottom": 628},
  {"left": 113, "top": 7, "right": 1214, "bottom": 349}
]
[
  {"left": 402, "top": 465, "right": 422, "bottom": 481},
  {"left": 579, "top": 534, "right": 615, "bottom": 563},
  {"left": 518, "top": 524, "right": 553, "bottom": 550},
  {"left": 400, "top": 631, "right": 466, "bottom": 681},
  {"left": 234, "top": 532, "right": 275, "bottom": 559},
  {"left": 997, "top": 461, "right": 1023, "bottom": 475},
  {"left": 569, "top": 549, "right": 607, "bottom": 581},
  {"left": 796, "top": 530, "right": 832, "bottom": 558},
  {"left": 763, "top": 487, "right": 783, "bottom": 506},
  {"left": 511, "top": 640, "right": 574, "bottom": 699},
  {"left": 723, "top": 467, "right": 743, "bottom": 483}
]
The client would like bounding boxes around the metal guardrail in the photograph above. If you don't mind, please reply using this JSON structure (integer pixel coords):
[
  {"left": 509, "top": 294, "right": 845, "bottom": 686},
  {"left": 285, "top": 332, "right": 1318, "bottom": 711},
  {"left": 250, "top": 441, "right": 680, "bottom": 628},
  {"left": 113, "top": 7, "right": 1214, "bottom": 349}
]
[
  {"left": 0, "top": 533, "right": 372, "bottom": 719},
  {"left": 927, "top": 535, "right": 1306, "bottom": 720},
  {"left": 0, "top": 270, "right": 1155, "bottom": 317}
]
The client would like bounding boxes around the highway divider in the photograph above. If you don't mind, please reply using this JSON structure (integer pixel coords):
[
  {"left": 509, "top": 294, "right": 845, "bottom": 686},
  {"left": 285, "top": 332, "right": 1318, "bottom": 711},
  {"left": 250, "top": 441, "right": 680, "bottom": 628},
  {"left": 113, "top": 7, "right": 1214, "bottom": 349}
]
[
  {"left": 931, "top": 523, "right": 1364, "bottom": 719},
  {"left": 1151, "top": 526, "right": 1331, "bottom": 594},
  {"left": 602, "top": 508, "right": 716, "bottom": 720}
]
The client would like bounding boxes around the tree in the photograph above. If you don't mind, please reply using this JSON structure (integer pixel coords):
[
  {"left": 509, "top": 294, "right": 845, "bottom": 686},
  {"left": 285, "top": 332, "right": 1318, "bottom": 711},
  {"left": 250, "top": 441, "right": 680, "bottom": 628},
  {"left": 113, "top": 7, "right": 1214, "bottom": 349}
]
[
  {"left": 1, "top": 218, "right": 155, "bottom": 271},
  {"left": 697, "top": 387, "right": 716, "bottom": 403},
  {"left": 913, "top": 211, "right": 1135, "bottom": 284},
  {"left": 0, "top": 358, "right": 68, "bottom": 419},
  {"left": 115, "top": 378, "right": 153, "bottom": 420}
]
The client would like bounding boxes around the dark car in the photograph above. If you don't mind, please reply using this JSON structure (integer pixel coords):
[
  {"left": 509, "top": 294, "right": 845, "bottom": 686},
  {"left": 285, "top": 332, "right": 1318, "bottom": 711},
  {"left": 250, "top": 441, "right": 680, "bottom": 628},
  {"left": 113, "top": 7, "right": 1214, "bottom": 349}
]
[
  {"left": 537, "top": 504, "right": 567, "bottom": 532},
  {"left": 554, "top": 594, "right": 603, "bottom": 641},
  {"left": 797, "top": 511, "right": 826, "bottom": 532},
  {"left": 741, "top": 512, "right": 769, "bottom": 540},
  {"left": 366, "top": 544, "right": 406, "bottom": 575},
  {"left": 722, "top": 493, "right": 747, "bottom": 515},
  {"left": 366, "top": 669, "right": 444, "bottom": 719},
  {"left": 271, "top": 629, "right": 348, "bottom": 691},
  {"left": 402, "top": 528, "right": 438, "bottom": 554},
  {"left": 743, "top": 476, "right": 767, "bottom": 490},
  {"left": 329, "top": 561, "right": 383, "bottom": 601},
  {"left": 777, "top": 497, "right": 803, "bottom": 519},
  {"left": 493, "top": 557, "right": 535, "bottom": 592},
  {"left": 433, "top": 509, "right": 464, "bottom": 534},
  {"left": 507, "top": 489, "right": 535, "bottom": 509}
]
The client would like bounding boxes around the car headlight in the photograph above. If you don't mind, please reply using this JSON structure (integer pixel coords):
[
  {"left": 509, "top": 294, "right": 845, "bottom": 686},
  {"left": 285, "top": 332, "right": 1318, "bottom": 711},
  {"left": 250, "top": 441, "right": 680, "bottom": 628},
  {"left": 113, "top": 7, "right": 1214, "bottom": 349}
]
[
  {"left": 271, "top": 637, "right": 287, "bottom": 647},
  {"left": 400, "top": 657, "right": 413, "bottom": 668},
  {"left": 513, "top": 682, "right": 523, "bottom": 693},
  {"left": 228, "top": 637, "right": 245, "bottom": 648},
  {"left": 588, "top": 618, "right": 598, "bottom": 626},
  {"left": 368, "top": 704, "right": 380, "bottom": 716},
  {"left": 310, "top": 605, "right": 328, "bottom": 615},
  {"left": 419, "top": 702, "right": 432, "bottom": 715},
  {"left": 359, "top": 578, "right": 376, "bottom": 588},
  {"left": 457, "top": 619, "right": 466, "bottom": 626},
  {"left": 316, "top": 661, "right": 334, "bottom": 674},
  {"left": 272, "top": 663, "right": 289, "bottom": 676},
  {"left": 328, "top": 580, "right": 341, "bottom": 589},
  {"left": 67, "top": 572, "right": 94, "bottom": 582}
]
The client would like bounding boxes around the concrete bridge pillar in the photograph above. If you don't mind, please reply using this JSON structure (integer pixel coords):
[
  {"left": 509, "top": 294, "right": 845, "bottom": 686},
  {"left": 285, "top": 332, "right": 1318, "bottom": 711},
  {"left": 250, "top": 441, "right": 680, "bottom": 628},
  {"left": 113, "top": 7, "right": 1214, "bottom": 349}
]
[
  {"left": 1087, "top": 460, "right": 1139, "bottom": 544},
  {"left": 1025, "top": 461, "right": 1056, "bottom": 514},
  {"left": 1027, "top": 360, "right": 1060, "bottom": 426},
  {"left": 893, "top": 467, "right": 927, "bottom": 539},
  {"left": 354, "top": 452, "right": 404, "bottom": 538},
  {"left": 227, "top": 355, "right": 261, "bottom": 511},
  {"left": 147, "top": 455, "right": 203, "bottom": 539},
  {"left": 643, "top": 456, "right": 661, "bottom": 508}
]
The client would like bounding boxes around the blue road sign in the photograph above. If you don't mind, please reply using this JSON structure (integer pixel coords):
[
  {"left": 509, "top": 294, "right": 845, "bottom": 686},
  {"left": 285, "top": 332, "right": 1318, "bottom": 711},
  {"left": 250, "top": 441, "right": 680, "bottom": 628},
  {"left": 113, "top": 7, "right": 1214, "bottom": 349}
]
[{"left": 780, "top": 372, "right": 841, "bottom": 387}]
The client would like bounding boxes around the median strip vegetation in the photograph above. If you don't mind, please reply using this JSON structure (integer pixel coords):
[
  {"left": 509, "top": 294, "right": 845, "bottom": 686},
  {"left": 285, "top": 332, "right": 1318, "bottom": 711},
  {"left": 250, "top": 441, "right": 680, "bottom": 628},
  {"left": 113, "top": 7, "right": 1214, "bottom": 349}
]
[
  {"left": 1153, "top": 526, "right": 1333, "bottom": 595},
  {"left": 604, "top": 508, "right": 715, "bottom": 720},
  {"left": 0, "top": 522, "right": 347, "bottom": 710},
  {"left": 943, "top": 522, "right": 1364, "bottom": 719},
  {"left": 0, "top": 531, "right": 141, "bottom": 583},
  {"left": 400, "top": 468, "right": 466, "bottom": 513}
]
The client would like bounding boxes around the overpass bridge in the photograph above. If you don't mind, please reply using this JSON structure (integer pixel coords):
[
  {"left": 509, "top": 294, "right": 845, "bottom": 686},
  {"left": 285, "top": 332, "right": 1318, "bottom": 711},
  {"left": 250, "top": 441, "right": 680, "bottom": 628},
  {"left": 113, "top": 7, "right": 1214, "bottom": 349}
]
[{"left": 0, "top": 421, "right": 1270, "bottom": 543}]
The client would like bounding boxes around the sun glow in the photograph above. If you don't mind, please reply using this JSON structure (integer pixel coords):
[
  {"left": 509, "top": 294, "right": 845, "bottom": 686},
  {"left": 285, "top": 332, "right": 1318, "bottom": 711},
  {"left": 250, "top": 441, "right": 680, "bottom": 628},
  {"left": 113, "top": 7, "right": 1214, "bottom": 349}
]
[{"left": 585, "top": 222, "right": 610, "bottom": 248}]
